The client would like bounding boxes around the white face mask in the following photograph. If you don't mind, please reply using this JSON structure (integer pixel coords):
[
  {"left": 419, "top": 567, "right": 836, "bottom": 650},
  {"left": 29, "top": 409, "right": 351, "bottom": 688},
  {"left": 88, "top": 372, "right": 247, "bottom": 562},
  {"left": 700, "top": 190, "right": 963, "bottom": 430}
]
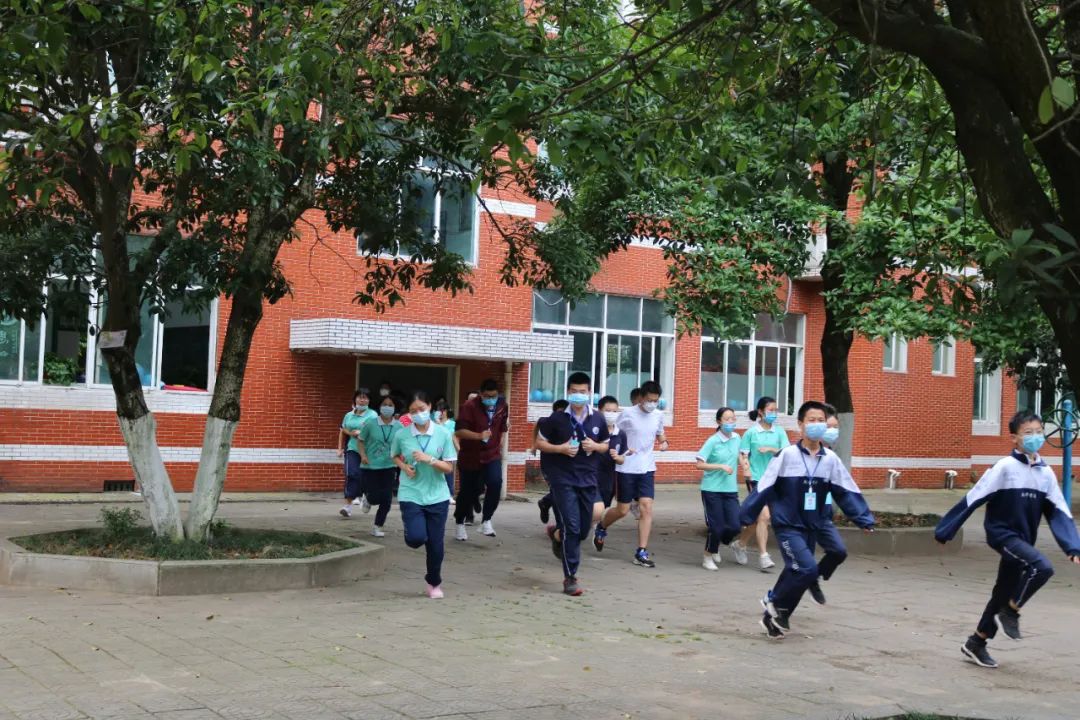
[
  {"left": 379, "top": 388, "right": 391, "bottom": 397},
  {"left": 432, "top": 410, "right": 443, "bottom": 422},
  {"left": 603, "top": 411, "right": 619, "bottom": 425},
  {"left": 642, "top": 401, "right": 658, "bottom": 413}
]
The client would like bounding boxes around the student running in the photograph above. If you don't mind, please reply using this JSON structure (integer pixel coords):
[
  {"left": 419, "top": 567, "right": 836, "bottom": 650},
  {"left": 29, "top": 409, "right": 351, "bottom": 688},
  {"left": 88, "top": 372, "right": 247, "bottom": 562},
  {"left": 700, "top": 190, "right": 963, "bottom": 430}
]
[
  {"left": 391, "top": 391, "right": 457, "bottom": 599},
  {"left": 355, "top": 394, "right": 404, "bottom": 537},
  {"left": 740, "top": 400, "right": 875, "bottom": 639},
  {"left": 696, "top": 407, "right": 742, "bottom": 571},
  {"left": 434, "top": 399, "right": 458, "bottom": 506},
  {"left": 454, "top": 379, "right": 509, "bottom": 540},
  {"left": 337, "top": 389, "right": 376, "bottom": 518},
  {"left": 535, "top": 373, "right": 610, "bottom": 595},
  {"left": 596, "top": 396, "right": 629, "bottom": 514},
  {"left": 805, "top": 404, "right": 847, "bottom": 604},
  {"left": 535, "top": 399, "right": 570, "bottom": 524},
  {"left": 935, "top": 411, "right": 1080, "bottom": 668},
  {"left": 733, "top": 396, "right": 788, "bottom": 571},
  {"left": 594, "top": 381, "right": 668, "bottom": 568}
]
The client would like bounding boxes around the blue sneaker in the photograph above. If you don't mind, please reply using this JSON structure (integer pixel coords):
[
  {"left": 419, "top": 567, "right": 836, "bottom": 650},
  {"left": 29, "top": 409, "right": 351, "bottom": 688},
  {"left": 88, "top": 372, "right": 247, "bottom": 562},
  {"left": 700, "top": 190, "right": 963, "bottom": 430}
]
[
  {"left": 593, "top": 523, "right": 607, "bottom": 552},
  {"left": 633, "top": 548, "right": 655, "bottom": 568}
]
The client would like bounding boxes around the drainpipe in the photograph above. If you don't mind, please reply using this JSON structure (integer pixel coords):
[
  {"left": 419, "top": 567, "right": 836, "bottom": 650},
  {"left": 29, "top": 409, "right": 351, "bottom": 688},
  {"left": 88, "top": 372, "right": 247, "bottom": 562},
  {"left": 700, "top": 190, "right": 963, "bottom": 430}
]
[{"left": 501, "top": 361, "right": 512, "bottom": 500}]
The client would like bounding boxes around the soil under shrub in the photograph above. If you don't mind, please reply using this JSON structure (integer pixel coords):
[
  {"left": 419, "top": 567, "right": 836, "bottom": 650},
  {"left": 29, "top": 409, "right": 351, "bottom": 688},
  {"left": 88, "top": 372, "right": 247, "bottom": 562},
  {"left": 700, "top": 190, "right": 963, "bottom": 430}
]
[{"left": 833, "top": 511, "right": 942, "bottom": 529}]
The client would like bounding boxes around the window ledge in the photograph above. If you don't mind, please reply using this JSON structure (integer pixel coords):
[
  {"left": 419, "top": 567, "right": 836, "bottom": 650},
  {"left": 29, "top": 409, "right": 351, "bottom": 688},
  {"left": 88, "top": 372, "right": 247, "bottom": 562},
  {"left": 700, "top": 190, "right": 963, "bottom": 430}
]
[
  {"left": 882, "top": 368, "right": 907, "bottom": 374},
  {"left": 972, "top": 420, "right": 1002, "bottom": 436},
  {"left": 0, "top": 383, "right": 211, "bottom": 414},
  {"left": 932, "top": 372, "right": 956, "bottom": 378}
]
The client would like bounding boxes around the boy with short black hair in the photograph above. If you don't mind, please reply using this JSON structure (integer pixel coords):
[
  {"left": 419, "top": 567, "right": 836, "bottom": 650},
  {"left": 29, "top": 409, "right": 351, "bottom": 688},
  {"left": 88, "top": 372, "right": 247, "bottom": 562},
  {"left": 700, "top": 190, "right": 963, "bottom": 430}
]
[
  {"left": 936, "top": 411, "right": 1080, "bottom": 668},
  {"left": 806, "top": 404, "right": 847, "bottom": 605}
]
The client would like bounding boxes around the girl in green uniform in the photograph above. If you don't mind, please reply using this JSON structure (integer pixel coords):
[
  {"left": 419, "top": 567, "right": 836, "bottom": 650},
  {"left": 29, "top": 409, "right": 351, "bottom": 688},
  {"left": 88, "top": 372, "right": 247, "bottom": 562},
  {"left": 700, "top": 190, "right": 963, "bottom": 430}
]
[{"left": 732, "top": 396, "right": 788, "bottom": 571}]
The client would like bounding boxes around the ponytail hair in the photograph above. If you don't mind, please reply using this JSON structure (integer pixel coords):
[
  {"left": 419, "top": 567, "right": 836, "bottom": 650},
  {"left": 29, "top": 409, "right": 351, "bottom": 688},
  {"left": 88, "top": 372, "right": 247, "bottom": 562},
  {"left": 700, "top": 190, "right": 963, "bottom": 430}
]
[{"left": 747, "top": 396, "right": 776, "bottom": 422}]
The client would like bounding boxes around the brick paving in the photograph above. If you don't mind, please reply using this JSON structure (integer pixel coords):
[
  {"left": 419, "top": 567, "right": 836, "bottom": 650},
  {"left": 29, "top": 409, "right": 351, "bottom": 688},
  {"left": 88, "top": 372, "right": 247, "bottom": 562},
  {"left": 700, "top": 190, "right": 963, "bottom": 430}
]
[{"left": 0, "top": 486, "right": 1077, "bottom": 720}]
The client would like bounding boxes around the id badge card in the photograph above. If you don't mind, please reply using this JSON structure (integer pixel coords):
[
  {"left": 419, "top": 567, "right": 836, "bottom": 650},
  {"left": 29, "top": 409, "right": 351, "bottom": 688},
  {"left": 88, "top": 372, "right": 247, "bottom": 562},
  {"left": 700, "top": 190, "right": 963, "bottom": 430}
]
[
  {"left": 803, "top": 492, "right": 817, "bottom": 511},
  {"left": 824, "top": 492, "right": 834, "bottom": 506}
]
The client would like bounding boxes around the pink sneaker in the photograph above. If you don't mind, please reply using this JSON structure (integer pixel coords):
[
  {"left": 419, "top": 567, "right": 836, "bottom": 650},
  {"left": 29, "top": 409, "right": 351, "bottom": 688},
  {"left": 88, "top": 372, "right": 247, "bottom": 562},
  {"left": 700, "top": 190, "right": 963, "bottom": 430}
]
[{"left": 426, "top": 584, "right": 444, "bottom": 599}]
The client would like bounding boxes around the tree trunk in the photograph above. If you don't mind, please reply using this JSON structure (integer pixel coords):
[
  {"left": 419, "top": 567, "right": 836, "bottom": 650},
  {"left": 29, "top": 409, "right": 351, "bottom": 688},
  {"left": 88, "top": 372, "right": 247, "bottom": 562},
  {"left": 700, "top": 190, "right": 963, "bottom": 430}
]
[{"left": 185, "top": 285, "right": 264, "bottom": 541}]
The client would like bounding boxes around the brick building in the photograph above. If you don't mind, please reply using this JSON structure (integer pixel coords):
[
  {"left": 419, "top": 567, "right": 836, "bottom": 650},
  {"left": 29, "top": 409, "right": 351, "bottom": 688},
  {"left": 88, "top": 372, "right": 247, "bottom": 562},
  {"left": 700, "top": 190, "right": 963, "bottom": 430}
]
[{"left": 0, "top": 179, "right": 1066, "bottom": 494}]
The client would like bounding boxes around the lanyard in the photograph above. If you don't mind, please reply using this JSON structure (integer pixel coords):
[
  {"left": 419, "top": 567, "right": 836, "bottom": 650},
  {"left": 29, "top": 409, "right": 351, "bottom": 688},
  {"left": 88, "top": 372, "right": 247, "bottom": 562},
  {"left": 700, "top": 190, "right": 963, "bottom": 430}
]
[
  {"left": 379, "top": 423, "right": 393, "bottom": 443},
  {"left": 799, "top": 449, "right": 823, "bottom": 489},
  {"left": 418, "top": 435, "right": 432, "bottom": 454}
]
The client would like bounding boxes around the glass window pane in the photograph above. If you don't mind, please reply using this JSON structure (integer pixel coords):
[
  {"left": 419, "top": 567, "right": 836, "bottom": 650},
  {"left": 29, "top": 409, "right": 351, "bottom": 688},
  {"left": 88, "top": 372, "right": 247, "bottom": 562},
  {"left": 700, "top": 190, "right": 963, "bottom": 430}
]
[
  {"left": 605, "top": 334, "right": 640, "bottom": 406},
  {"left": 642, "top": 299, "right": 673, "bottom": 333},
  {"left": 22, "top": 317, "right": 41, "bottom": 382},
  {"left": 568, "top": 293, "right": 603, "bottom": 328},
  {"left": 529, "top": 329, "right": 565, "bottom": 403},
  {"left": 160, "top": 298, "right": 211, "bottom": 389},
  {"left": 699, "top": 340, "right": 725, "bottom": 410},
  {"left": 884, "top": 335, "right": 895, "bottom": 370},
  {"left": 778, "top": 347, "right": 792, "bottom": 415},
  {"left": 726, "top": 343, "right": 751, "bottom": 411},
  {"left": 44, "top": 280, "right": 89, "bottom": 385},
  {"left": 0, "top": 316, "right": 20, "bottom": 380},
  {"left": 532, "top": 290, "right": 566, "bottom": 325},
  {"left": 756, "top": 346, "right": 779, "bottom": 404},
  {"left": 606, "top": 296, "right": 640, "bottom": 331},
  {"left": 94, "top": 294, "right": 155, "bottom": 387},
  {"left": 754, "top": 313, "right": 800, "bottom": 343},
  {"left": 657, "top": 336, "right": 674, "bottom": 410},
  {"left": 782, "top": 314, "right": 802, "bottom": 344},
  {"left": 403, "top": 173, "right": 437, "bottom": 241},
  {"left": 439, "top": 178, "right": 475, "bottom": 262},
  {"left": 570, "top": 330, "right": 595, "bottom": 376}
]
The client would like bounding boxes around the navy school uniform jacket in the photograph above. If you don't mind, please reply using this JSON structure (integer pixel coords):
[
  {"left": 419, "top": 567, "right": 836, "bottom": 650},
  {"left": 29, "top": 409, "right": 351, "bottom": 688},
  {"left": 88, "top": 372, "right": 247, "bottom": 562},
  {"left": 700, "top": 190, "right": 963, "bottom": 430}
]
[
  {"left": 537, "top": 408, "right": 610, "bottom": 487},
  {"left": 935, "top": 450, "right": 1080, "bottom": 555},
  {"left": 739, "top": 442, "right": 875, "bottom": 532}
]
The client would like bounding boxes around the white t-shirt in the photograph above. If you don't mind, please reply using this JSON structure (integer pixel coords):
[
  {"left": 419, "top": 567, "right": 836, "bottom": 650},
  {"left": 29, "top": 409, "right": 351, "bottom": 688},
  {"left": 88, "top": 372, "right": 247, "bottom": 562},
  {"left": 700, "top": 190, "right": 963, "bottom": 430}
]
[{"left": 616, "top": 405, "right": 664, "bottom": 474}]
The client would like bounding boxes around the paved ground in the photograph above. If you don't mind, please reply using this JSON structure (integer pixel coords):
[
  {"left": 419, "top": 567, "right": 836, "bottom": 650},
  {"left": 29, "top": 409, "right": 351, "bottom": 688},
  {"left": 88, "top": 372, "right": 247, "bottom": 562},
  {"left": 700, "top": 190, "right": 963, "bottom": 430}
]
[{"left": 0, "top": 486, "right": 1078, "bottom": 720}]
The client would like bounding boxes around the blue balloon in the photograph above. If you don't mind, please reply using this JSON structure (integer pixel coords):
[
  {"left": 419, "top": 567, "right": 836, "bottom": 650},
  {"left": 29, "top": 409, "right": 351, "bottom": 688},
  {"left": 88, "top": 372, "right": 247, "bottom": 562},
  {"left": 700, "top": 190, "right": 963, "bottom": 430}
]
[
  {"left": 530, "top": 389, "right": 543, "bottom": 403},
  {"left": 540, "top": 390, "right": 553, "bottom": 402},
  {"left": 658, "top": 398, "right": 668, "bottom": 410}
]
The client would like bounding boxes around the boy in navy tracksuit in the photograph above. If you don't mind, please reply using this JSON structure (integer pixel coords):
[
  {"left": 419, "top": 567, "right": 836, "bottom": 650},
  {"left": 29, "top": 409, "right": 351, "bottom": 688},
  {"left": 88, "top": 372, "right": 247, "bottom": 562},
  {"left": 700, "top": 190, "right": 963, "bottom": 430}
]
[
  {"left": 536, "top": 372, "right": 610, "bottom": 596},
  {"left": 936, "top": 411, "right": 1080, "bottom": 668},
  {"left": 806, "top": 404, "right": 849, "bottom": 606},
  {"left": 740, "top": 400, "right": 875, "bottom": 638}
]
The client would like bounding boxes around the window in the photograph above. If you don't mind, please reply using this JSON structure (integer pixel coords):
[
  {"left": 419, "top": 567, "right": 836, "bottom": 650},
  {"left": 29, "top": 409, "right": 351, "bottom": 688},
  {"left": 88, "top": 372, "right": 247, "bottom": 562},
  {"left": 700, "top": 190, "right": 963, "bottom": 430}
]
[
  {"left": 932, "top": 337, "right": 955, "bottom": 376},
  {"left": 356, "top": 171, "right": 477, "bottom": 264},
  {"left": 973, "top": 356, "right": 1002, "bottom": 431},
  {"left": 699, "top": 313, "right": 803, "bottom": 414},
  {"left": 1015, "top": 363, "right": 1071, "bottom": 418},
  {"left": 0, "top": 282, "right": 215, "bottom": 391},
  {"left": 883, "top": 333, "right": 907, "bottom": 372},
  {"left": 529, "top": 292, "right": 675, "bottom": 409}
]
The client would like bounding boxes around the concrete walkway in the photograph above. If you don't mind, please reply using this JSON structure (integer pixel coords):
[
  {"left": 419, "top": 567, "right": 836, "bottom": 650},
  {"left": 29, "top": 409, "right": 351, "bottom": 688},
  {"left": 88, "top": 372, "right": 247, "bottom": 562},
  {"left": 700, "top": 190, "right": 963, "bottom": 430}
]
[{"left": 0, "top": 485, "right": 1077, "bottom": 720}]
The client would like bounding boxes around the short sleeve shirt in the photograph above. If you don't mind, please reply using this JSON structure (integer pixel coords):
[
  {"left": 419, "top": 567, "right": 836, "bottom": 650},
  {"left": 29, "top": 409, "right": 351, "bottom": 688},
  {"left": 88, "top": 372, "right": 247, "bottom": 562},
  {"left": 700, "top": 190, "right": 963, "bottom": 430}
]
[
  {"left": 538, "top": 409, "right": 610, "bottom": 487},
  {"left": 391, "top": 423, "right": 457, "bottom": 506},
  {"left": 341, "top": 409, "right": 377, "bottom": 453},
  {"left": 697, "top": 431, "right": 741, "bottom": 493},
  {"left": 598, "top": 430, "right": 627, "bottom": 478},
  {"left": 358, "top": 417, "right": 403, "bottom": 469},
  {"left": 740, "top": 422, "right": 790, "bottom": 482},
  {"left": 616, "top": 406, "right": 664, "bottom": 474}
]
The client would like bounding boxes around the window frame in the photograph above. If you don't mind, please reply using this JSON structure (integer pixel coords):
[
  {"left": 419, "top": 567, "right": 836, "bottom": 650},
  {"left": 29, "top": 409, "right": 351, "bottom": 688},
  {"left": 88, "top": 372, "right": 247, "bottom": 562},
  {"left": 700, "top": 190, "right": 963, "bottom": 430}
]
[
  {"left": 698, "top": 314, "right": 805, "bottom": 417},
  {"left": 883, "top": 333, "right": 908, "bottom": 373},
  {"left": 528, "top": 292, "right": 676, "bottom": 415},
  {"left": 972, "top": 356, "right": 1002, "bottom": 435},
  {"left": 932, "top": 336, "right": 956, "bottom": 377}
]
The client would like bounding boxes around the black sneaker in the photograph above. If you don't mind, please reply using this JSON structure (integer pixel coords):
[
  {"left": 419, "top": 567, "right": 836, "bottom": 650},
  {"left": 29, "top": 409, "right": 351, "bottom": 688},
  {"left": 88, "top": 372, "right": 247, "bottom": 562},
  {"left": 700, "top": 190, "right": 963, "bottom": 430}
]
[
  {"left": 546, "top": 525, "right": 563, "bottom": 560},
  {"left": 760, "top": 612, "right": 785, "bottom": 639},
  {"left": 538, "top": 496, "right": 552, "bottom": 524},
  {"left": 809, "top": 581, "right": 826, "bottom": 606},
  {"left": 961, "top": 635, "right": 998, "bottom": 668},
  {"left": 593, "top": 523, "right": 606, "bottom": 552},
  {"left": 996, "top": 606, "right": 1022, "bottom": 640},
  {"left": 760, "top": 596, "right": 790, "bottom": 632},
  {"left": 563, "top": 576, "right": 583, "bottom": 596},
  {"left": 473, "top": 497, "right": 482, "bottom": 514},
  {"left": 633, "top": 548, "right": 655, "bottom": 568}
]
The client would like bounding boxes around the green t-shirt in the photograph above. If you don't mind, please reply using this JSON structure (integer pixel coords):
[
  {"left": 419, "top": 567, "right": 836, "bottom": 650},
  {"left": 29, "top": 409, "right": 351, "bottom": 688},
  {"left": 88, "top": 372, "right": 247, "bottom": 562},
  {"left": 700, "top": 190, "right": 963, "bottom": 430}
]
[
  {"left": 390, "top": 423, "right": 457, "bottom": 506},
  {"left": 359, "top": 417, "right": 403, "bottom": 469},
  {"left": 444, "top": 419, "right": 456, "bottom": 435},
  {"left": 341, "top": 408, "right": 377, "bottom": 453},
  {"left": 739, "top": 422, "right": 789, "bottom": 482},
  {"left": 697, "top": 431, "right": 741, "bottom": 493}
]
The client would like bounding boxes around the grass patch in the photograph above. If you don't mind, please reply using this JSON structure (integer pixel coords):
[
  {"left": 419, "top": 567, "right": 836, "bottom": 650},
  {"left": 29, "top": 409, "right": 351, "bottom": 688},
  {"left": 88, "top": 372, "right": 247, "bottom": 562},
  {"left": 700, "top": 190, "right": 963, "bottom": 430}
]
[
  {"left": 834, "top": 511, "right": 941, "bottom": 529},
  {"left": 12, "top": 523, "right": 356, "bottom": 561}
]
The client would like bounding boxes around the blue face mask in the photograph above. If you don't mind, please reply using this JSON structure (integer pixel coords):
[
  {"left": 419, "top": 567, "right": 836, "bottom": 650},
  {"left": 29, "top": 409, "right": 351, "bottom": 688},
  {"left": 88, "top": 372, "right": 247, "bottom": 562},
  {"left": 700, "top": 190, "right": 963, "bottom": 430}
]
[
  {"left": 567, "top": 392, "right": 590, "bottom": 406},
  {"left": 380, "top": 405, "right": 395, "bottom": 418},
  {"left": 804, "top": 422, "right": 827, "bottom": 441},
  {"left": 822, "top": 428, "right": 840, "bottom": 445},
  {"left": 764, "top": 412, "right": 778, "bottom": 424},
  {"left": 1022, "top": 433, "right": 1045, "bottom": 454},
  {"left": 412, "top": 411, "right": 431, "bottom": 426},
  {"left": 482, "top": 397, "right": 498, "bottom": 408},
  {"left": 721, "top": 422, "right": 737, "bottom": 434},
  {"left": 354, "top": 404, "right": 368, "bottom": 413}
]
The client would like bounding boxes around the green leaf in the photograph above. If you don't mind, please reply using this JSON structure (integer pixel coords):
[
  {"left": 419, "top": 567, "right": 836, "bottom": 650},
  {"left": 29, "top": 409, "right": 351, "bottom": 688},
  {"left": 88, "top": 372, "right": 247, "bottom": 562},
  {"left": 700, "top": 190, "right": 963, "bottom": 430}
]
[
  {"left": 1052, "top": 76, "right": 1076, "bottom": 109},
  {"left": 1038, "top": 86, "right": 1055, "bottom": 123},
  {"left": 68, "top": 117, "right": 84, "bottom": 139}
]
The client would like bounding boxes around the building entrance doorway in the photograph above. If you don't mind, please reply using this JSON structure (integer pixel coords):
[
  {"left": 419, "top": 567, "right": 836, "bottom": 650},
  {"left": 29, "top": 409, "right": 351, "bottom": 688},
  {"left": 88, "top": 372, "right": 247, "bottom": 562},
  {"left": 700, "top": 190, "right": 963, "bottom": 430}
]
[{"left": 356, "top": 361, "right": 457, "bottom": 412}]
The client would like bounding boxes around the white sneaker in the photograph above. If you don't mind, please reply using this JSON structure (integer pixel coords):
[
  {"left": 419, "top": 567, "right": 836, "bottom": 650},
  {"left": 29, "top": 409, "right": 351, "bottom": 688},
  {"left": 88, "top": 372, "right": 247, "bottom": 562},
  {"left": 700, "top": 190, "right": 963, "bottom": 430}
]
[
  {"left": 339, "top": 505, "right": 352, "bottom": 518},
  {"left": 730, "top": 540, "right": 748, "bottom": 565},
  {"left": 702, "top": 555, "right": 719, "bottom": 571},
  {"left": 630, "top": 501, "right": 641, "bottom": 519},
  {"left": 481, "top": 520, "right": 496, "bottom": 537},
  {"left": 759, "top": 552, "right": 776, "bottom": 571},
  {"left": 360, "top": 497, "right": 371, "bottom": 514},
  {"left": 370, "top": 525, "right": 386, "bottom": 538},
  {"left": 351, "top": 497, "right": 362, "bottom": 506},
  {"left": 711, "top": 552, "right": 723, "bottom": 565},
  {"left": 449, "top": 498, "right": 456, "bottom": 506},
  {"left": 455, "top": 524, "right": 468, "bottom": 541}
]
